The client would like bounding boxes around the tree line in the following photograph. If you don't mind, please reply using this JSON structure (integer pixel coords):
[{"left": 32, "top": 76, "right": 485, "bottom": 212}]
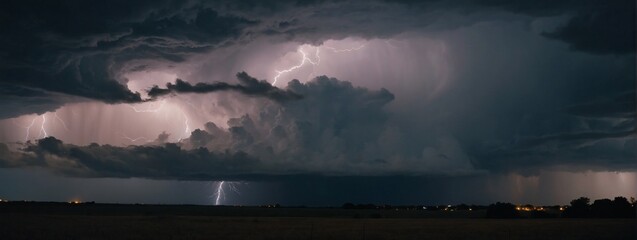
[{"left": 487, "top": 196, "right": 636, "bottom": 218}]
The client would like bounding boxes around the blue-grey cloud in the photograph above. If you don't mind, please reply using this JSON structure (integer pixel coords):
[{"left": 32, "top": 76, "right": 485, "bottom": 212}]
[
  {"left": 0, "top": 136, "right": 259, "bottom": 180},
  {"left": 1, "top": 0, "right": 633, "bottom": 119}
]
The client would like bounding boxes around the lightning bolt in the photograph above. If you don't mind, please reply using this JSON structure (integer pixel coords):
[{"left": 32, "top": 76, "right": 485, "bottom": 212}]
[
  {"left": 127, "top": 99, "right": 191, "bottom": 143},
  {"left": 212, "top": 181, "right": 243, "bottom": 206},
  {"left": 37, "top": 115, "right": 47, "bottom": 138},
  {"left": 272, "top": 46, "right": 320, "bottom": 86},
  {"left": 54, "top": 112, "right": 69, "bottom": 131},
  {"left": 19, "top": 112, "right": 68, "bottom": 142},
  {"left": 272, "top": 44, "right": 365, "bottom": 86},
  {"left": 120, "top": 133, "right": 149, "bottom": 143},
  {"left": 23, "top": 117, "right": 38, "bottom": 142},
  {"left": 177, "top": 110, "right": 190, "bottom": 142},
  {"left": 214, "top": 181, "right": 225, "bottom": 205}
]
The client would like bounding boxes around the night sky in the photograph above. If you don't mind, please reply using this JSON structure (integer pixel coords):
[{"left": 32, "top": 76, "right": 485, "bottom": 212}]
[{"left": 0, "top": 0, "right": 635, "bottom": 206}]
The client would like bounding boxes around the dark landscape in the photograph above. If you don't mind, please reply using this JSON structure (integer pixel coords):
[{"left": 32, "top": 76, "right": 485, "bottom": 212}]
[{"left": 1, "top": 198, "right": 635, "bottom": 240}]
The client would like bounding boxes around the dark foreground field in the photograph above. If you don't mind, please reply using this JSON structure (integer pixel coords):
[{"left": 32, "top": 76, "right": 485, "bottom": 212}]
[{"left": 1, "top": 203, "right": 635, "bottom": 240}]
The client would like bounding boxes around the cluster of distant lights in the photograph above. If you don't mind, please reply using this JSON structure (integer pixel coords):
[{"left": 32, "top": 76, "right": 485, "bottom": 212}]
[
  {"left": 5, "top": 199, "right": 631, "bottom": 212},
  {"left": 516, "top": 206, "right": 549, "bottom": 212}
]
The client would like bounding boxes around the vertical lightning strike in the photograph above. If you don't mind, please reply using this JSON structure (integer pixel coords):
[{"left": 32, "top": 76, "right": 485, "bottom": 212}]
[
  {"left": 272, "top": 46, "right": 320, "bottom": 86},
  {"left": 212, "top": 181, "right": 242, "bottom": 206},
  {"left": 314, "top": 46, "right": 321, "bottom": 64},
  {"left": 128, "top": 100, "right": 191, "bottom": 144},
  {"left": 305, "top": 47, "right": 321, "bottom": 81},
  {"left": 215, "top": 181, "right": 225, "bottom": 205},
  {"left": 177, "top": 111, "right": 190, "bottom": 142},
  {"left": 23, "top": 117, "right": 38, "bottom": 142},
  {"left": 37, "top": 115, "right": 47, "bottom": 138},
  {"left": 21, "top": 112, "right": 67, "bottom": 142},
  {"left": 54, "top": 112, "right": 69, "bottom": 131}
]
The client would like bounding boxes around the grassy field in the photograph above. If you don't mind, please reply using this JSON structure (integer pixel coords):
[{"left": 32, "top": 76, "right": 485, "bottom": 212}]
[{"left": 0, "top": 203, "right": 635, "bottom": 239}]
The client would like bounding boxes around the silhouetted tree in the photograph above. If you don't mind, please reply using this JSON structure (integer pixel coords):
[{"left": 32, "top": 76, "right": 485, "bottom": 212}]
[
  {"left": 612, "top": 197, "right": 634, "bottom": 218},
  {"left": 565, "top": 196, "right": 635, "bottom": 218},
  {"left": 563, "top": 197, "right": 590, "bottom": 218},
  {"left": 591, "top": 198, "right": 613, "bottom": 218},
  {"left": 486, "top": 202, "right": 517, "bottom": 218}
]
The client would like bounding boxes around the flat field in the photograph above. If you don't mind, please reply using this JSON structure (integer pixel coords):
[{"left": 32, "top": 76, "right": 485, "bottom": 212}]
[{"left": 0, "top": 203, "right": 634, "bottom": 240}]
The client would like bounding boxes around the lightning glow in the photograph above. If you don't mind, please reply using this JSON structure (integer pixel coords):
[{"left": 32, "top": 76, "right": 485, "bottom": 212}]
[
  {"left": 272, "top": 43, "right": 365, "bottom": 86},
  {"left": 20, "top": 112, "right": 68, "bottom": 142},
  {"left": 212, "top": 181, "right": 243, "bottom": 206},
  {"left": 54, "top": 112, "right": 69, "bottom": 131},
  {"left": 128, "top": 100, "right": 166, "bottom": 113},
  {"left": 23, "top": 117, "right": 38, "bottom": 142},
  {"left": 37, "top": 115, "right": 47, "bottom": 138},
  {"left": 323, "top": 44, "right": 365, "bottom": 52},
  {"left": 177, "top": 110, "right": 190, "bottom": 142},
  {"left": 272, "top": 46, "right": 320, "bottom": 85},
  {"left": 214, "top": 181, "right": 225, "bottom": 205},
  {"left": 126, "top": 99, "right": 194, "bottom": 143},
  {"left": 120, "top": 133, "right": 149, "bottom": 143}
]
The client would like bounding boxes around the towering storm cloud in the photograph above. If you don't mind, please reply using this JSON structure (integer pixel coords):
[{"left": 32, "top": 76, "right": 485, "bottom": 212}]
[
  {"left": 1, "top": 76, "right": 402, "bottom": 178},
  {"left": 0, "top": 0, "right": 634, "bottom": 204}
]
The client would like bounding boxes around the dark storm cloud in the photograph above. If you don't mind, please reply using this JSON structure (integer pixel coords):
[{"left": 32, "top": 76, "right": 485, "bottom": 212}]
[
  {"left": 0, "top": 69, "right": 634, "bottom": 178},
  {"left": 0, "top": 0, "right": 634, "bottom": 180},
  {"left": 476, "top": 120, "right": 636, "bottom": 173},
  {"left": 0, "top": 76, "right": 403, "bottom": 178},
  {"left": 0, "top": 83, "right": 68, "bottom": 119},
  {"left": 391, "top": 0, "right": 635, "bottom": 54},
  {"left": 0, "top": 0, "right": 256, "bottom": 118},
  {"left": 1, "top": 0, "right": 633, "bottom": 119},
  {"left": 179, "top": 76, "right": 399, "bottom": 175},
  {"left": 147, "top": 72, "right": 303, "bottom": 102},
  {"left": 563, "top": 90, "right": 636, "bottom": 119},
  {"left": 541, "top": 0, "right": 636, "bottom": 55},
  {"left": 0, "top": 136, "right": 260, "bottom": 180}
]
